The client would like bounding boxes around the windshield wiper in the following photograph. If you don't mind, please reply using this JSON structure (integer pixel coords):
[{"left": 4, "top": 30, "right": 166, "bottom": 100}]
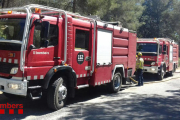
[{"left": 0, "top": 40, "right": 22, "bottom": 44}]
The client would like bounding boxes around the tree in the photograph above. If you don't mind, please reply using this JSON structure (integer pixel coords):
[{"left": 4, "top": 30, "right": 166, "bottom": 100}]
[
  {"left": 137, "top": 0, "right": 180, "bottom": 41},
  {"left": 75, "top": 0, "right": 145, "bottom": 31}
]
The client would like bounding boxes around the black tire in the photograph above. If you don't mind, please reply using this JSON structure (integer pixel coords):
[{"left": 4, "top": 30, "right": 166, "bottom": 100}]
[
  {"left": 169, "top": 64, "right": 175, "bottom": 76},
  {"left": 174, "top": 64, "right": 176, "bottom": 72},
  {"left": 158, "top": 66, "right": 165, "bottom": 80},
  {"left": 109, "top": 72, "right": 122, "bottom": 93},
  {"left": 47, "top": 76, "right": 67, "bottom": 110}
]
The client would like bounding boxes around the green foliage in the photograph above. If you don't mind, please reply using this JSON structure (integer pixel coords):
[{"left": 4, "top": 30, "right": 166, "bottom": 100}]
[
  {"left": 0, "top": 0, "right": 145, "bottom": 31},
  {"left": 137, "top": 0, "right": 180, "bottom": 42},
  {"left": 0, "top": 0, "right": 180, "bottom": 43},
  {"left": 95, "top": 0, "right": 145, "bottom": 30}
]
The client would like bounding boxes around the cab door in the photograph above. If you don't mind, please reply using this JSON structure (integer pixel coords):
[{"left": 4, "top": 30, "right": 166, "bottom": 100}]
[
  {"left": 163, "top": 44, "right": 168, "bottom": 66},
  {"left": 25, "top": 20, "right": 59, "bottom": 80},
  {"left": 72, "top": 27, "right": 92, "bottom": 85}
]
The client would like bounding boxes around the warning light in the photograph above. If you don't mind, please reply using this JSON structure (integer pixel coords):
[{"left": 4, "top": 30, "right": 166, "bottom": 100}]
[
  {"left": 7, "top": 11, "right": 12, "bottom": 14},
  {"left": 35, "top": 8, "right": 41, "bottom": 13},
  {"left": 54, "top": 68, "right": 57, "bottom": 73},
  {"left": 8, "top": 53, "right": 15, "bottom": 57}
]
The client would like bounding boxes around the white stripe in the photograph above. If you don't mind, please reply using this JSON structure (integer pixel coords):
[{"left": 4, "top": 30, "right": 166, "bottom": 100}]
[
  {"left": 109, "top": 80, "right": 111, "bottom": 83},
  {"left": 90, "top": 73, "right": 92, "bottom": 76},
  {"left": 40, "top": 75, "right": 44, "bottom": 79},
  {"left": 14, "top": 59, "right": 18, "bottom": 64},
  {"left": 0, "top": 57, "right": 1, "bottom": 62},
  {"left": 80, "top": 74, "right": 82, "bottom": 77},
  {"left": 101, "top": 81, "right": 103, "bottom": 84},
  {"left": 95, "top": 82, "right": 97, "bottom": 85},
  {"left": 84, "top": 74, "right": 86, "bottom": 77},
  {"left": 104, "top": 81, "right": 106, "bottom": 84},
  {"left": 98, "top": 82, "right": 100, "bottom": 85},
  {"left": 3, "top": 58, "right": 6, "bottom": 62},
  {"left": 8, "top": 59, "right": 12, "bottom": 63},
  {"left": 76, "top": 75, "right": 79, "bottom": 78},
  {"left": 34, "top": 76, "right": 37, "bottom": 80},
  {"left": 106, "top": 80, "right": 108, "bottom": 83},
  {"left": 27, "top": 76, "right": 31, "bottom": 80},
  {"left": 97, "top": 21, "right": 114, "bottom": 29},
  {"left": 87, "top": 73, "right": 89, "bottom": 77},
  {"left": 114, "top": 26, "right": 129, "bottom": 32}
]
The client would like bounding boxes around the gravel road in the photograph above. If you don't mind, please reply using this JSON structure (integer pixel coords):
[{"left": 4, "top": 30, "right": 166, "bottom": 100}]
[{"left": 0, "top": 69, "right": 180, "bottom": 120}]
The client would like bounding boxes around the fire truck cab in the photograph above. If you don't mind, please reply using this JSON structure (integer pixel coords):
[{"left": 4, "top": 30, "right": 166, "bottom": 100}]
[
  {"left": 0, "top": 4, "right": 137, "bottom": 110},
  {"left": 137, "top": 38, "right": 179, "bottom": 80}
]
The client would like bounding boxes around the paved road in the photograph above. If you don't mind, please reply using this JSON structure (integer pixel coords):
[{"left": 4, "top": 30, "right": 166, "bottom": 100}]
[{"left": 0, "top": 70, "right": 180, "bottom": 120}]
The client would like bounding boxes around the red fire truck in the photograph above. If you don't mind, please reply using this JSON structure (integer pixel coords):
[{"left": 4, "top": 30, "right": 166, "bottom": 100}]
[
  {"left": 0, "top": 4, "right": 136, "bottom": 110},
  {"left": 137, "top": 38, "right": 179, "bottom": 80}
]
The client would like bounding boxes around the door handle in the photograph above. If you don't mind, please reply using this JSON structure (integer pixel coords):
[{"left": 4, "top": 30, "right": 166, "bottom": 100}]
[
  {"left": 85, "top": 56, "right": 91, "bottom": 61},
  {"left": 54, "top": 57, "right": 60, "bottom": 59}
]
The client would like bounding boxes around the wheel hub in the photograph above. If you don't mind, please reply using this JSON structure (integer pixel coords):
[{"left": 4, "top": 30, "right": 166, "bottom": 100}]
[
  {"left": 114, "top": 75, "right": 120, "bottom": 89},
  {"left": 58, "top": 84, "right": 67, "bottom": 102}
]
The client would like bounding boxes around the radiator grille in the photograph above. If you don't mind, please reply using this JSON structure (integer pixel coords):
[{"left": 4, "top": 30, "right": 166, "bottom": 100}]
[
  {"left": 144, "top": 61, "right": 156, "bottom": 65},
  {"left": 0, "top": 62, "right": 18, "bottom": 74}
]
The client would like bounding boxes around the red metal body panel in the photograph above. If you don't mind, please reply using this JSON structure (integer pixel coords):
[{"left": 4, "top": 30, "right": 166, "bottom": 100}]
[
  {"left": 94, "top": 66, "right": 112, "bottom": 85},
  {"left": 113, "top": 47, "right": 128, "bottom": 56},
  {"left": 128, "top": 32, "right": 137, "bottom": 75},
  {"left": 173, "top": 44, "right": 179, "bottom": 66},
  {"left": 113, "top": 29, "right": 128, "bottom": 39},
  {"left": 112, "top": 56, "right": 128, "bottom": 68},
  {"left": 113, "top": 38, "right": 128, "bottom": 47},
  {"left": 66, "top": 17, "right": 73, "bottom": 66}
]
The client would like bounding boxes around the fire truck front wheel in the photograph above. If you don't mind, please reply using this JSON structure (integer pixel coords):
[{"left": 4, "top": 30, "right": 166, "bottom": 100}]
[
  {"left": 47, "top": 76, "right": 67, "bottom": 110},
  {"left": 109, "top": 72, "right": 122, "bottom": 93},
  {"left": 158, "top": 65, "right": 166, "bottom": 80}
]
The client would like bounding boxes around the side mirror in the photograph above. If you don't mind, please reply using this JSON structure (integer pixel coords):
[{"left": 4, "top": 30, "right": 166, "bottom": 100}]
[
  {"left": 163, "top": 45, "right": 167, "bottom": 51},
  {"left": 30, "top": 44, "right": 36, "bottom": 50},
  {"left": 41, "top": 21, "right": 50, "bottom": 39},
  {"left": 44, "top": 40, "right": 49, "bottom": 48}
]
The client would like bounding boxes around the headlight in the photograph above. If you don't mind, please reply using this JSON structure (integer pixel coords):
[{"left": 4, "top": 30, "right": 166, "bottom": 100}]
[
  {"left": 151, "top": 68, "right": 156, "bottom": 71},
  {"left": 151, "top": 62, "right": 155, "bottom": 65},
  {"left": 7, "top": 83, "right": 24, "bottom": 90},
  {"left": 10, "top": 67, "right": 18, "bottom": 74}
]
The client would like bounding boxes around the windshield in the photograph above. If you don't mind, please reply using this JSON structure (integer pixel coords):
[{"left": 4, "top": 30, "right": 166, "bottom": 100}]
[
  {"left": 0, "top": 18, "right": 25, "bottom": 51},
  {"left": 0, "top": 18, "right": 25, "bottom": 41},
  {"left": 137, "top": 43, "right": 157, "bottom": 52}
]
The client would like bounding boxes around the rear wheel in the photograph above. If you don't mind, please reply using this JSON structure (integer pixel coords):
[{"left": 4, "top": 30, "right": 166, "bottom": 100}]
[
  {"left": 47, "top": 76, "right": 67, "bottom": 110},
  {"left": 169, "top": 64, "right": 175, "bottom": 76},
  {"left": 174, "top": 64, "right": 176, "bottom": 72},
  {"left": 109, "top": 72, "right": 122, "bottom": 93}
]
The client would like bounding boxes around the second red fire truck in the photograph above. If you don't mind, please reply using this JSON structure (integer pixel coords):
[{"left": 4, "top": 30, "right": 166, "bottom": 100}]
[
  {"left": 0, "top": 4, "right": 136, "bottom": 110},
  {"left": 137, "top": 38, "right": 179, "bottom": 80}
]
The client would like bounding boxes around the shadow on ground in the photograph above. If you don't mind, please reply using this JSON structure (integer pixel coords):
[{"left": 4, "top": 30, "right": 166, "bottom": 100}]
[
  {"left": 0, "top": 85, "right": 180, "bottom": 120},
  {"left": 132, "top": 71, "right": 179, "bottom": 83}
]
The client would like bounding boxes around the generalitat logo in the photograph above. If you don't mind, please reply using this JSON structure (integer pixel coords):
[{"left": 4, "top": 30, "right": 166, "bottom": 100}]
[{"left": 0, "top": 103, "right": 23, "bottom": 114}]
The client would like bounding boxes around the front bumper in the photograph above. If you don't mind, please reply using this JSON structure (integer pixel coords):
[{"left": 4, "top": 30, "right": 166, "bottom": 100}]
[
  {"left": 0, "top": 77, "right": 27, "bottom": 96},
  {"left": 143, "top": 66, "right": 158, "bottom": 74}
]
